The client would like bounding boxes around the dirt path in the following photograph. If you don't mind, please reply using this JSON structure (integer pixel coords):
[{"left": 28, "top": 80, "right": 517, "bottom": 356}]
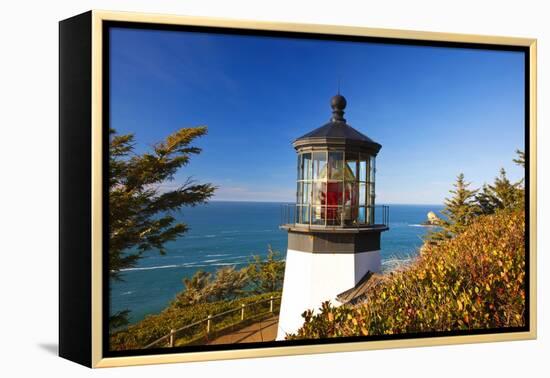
[{"left": 207, "top": 316, "right": 279, "bottom": 345}]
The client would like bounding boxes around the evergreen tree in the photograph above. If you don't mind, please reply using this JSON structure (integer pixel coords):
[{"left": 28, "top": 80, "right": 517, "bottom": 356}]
[
  {"left": 442, "top": 173, "right": 480, "bottom": 235},
  {"left": 513, "top": 149, "right": 526, "bottom": 210},
  {"left": 513, "top": 149, "right": 525, "bottom": 168},
  {"left": 208, "top": 266, "right": 249, "bottom": 302},
  {"left": 476, "top": 184, "right": 498, "bottom": 215},
  {"left": 491, "top": 168, "right": 523, "bottom": 210},
  {"left": 476, "top": 168, "right": 523, "bottom": 215},
  {"left": 176, "top": 266, "right": 249, "bottom": 305},
  {"left": 179, "top": 270, "right": 213, "bottom": 305},
  {"left": 427, "top": 173, "right": 478, "bottom": 243},
  {"left": 109, "top": 127, "right": 216, "bottom": 328},
  {"left": 245, "top": 246, "right": 286, "bottom": 294}
]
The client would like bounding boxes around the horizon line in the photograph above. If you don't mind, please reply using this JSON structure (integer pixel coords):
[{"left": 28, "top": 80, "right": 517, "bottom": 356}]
[{"left": 208, "top": 199, "right": 444, "bottom": 206}]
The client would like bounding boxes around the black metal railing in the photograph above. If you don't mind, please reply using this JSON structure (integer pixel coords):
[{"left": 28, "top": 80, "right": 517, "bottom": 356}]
[{"left": 280, "top": 204, "right": 389, "bottom": 229}]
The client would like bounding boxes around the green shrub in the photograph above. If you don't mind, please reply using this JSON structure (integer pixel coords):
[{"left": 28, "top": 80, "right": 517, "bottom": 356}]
[{"left": 288, "top": 210, "right": 525, "bottom": 339}]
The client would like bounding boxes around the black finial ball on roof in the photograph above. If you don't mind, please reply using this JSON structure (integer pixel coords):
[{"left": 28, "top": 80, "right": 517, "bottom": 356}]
[
  {"left": 330, "top": 94, "right": 347, "bottom": 122},
  {"left": 331, "top": 94, "right": 347, "bottom": 111}
]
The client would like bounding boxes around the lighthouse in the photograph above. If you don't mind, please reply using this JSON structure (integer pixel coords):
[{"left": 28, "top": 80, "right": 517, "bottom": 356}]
[{"left": 277, "top": 94, "right": 389, "bottom": 340}]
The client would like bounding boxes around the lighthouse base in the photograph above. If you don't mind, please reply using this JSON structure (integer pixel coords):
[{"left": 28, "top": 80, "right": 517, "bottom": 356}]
[{"left": 276, "top": 248, "right": 380, "bottom": 340}]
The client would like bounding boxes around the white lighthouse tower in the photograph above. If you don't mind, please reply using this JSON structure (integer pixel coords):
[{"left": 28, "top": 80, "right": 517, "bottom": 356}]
[{"left": 277, "top": 94, "right": 389, "bottom": 340}]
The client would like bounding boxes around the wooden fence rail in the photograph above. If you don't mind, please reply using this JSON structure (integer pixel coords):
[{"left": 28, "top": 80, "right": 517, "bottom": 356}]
[{"left": 144, "top": 295, "right": 281, "bottom": 349}]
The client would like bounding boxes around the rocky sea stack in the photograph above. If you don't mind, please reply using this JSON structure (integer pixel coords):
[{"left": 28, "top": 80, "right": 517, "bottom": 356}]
[{"left": 422, "top": 211, "right": 442, "bottom": 226}]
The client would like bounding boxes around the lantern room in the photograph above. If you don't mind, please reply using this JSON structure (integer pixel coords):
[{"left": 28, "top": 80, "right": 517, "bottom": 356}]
[{"left": 292, "top": 94, "right": 382, "bottom": 228}]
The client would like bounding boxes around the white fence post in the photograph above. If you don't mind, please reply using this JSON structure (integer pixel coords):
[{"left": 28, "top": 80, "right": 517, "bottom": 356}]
[
  {"left": 241, "top": 303, "right": 245, "bottom": 320},
  {"left": 169, "top": 328, "right": 175, "bottom": 347},
  {"left": 270, "top": 296, "right": 274, "bottom": 312},
  {"left": 206, "top": 315, "right": 212, "bottom": 334}
]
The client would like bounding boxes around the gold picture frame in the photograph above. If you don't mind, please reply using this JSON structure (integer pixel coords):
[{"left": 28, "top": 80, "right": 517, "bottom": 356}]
[{"left": 59, "top": 9, "right": 537, "bottom": 368}]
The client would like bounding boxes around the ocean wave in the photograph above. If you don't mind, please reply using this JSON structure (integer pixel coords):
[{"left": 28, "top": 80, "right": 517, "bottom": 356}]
[
  {"left": 120, "top": 265, "right": 179, "bottom": 272},
  {"left": 120, "top": 263, "right": 198, "bottom": 272},
  {"left": 201, "top": 259, "right": 223, "bottom": 263},
  {"left": 382, "top": 257, "right": 413, "bottom": 266},
  {"left": 381, "top": 256, "right": 416, "bottom": 272},
  {"left": 185, "top": 234, "right": 218, "bottom": 239},
  {"left": 205, "top": 253, "right": 230, "bottom": 257},
  {"left": 211, "top": 262, "right": 247, "bottom": 266},
  {"left": 121, "top": 291, "right": 134, "bottom": 295},
  {"left": 388, "top": 222, "right": 407, "bottom": 226},
  {"left": 220, "top": 230, "right": 239, "bottom": 234}
]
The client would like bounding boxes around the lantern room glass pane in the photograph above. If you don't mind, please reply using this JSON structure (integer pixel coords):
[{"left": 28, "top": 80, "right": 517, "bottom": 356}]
[
  {"left": 325, "top": 182, "right": 344, "bottom": 207},
  {"left": 359, "top": 156, "right": 367, "bottom": 182},
  {"left": 343, "top": 204, "right": 356, "bottom": 226},
  {"left": 303, "top": 153, "right": 312, "bottom": 180},
  {"left": 345, "top": 152, "right": 358, "bottom": 180},
  {"left": 369, "top": 156, "right": 376, "bottom": 183},
  {"left": 358, "top": 206, "right": 366, "bottom": 223},
  {"left": 343, "top": 181, "right": 358, "bottom": 222},
  {"left": 303, "top": 182, "right": 311, "bottom": 205},
  {"left": 359, "top": 183, "right": 366, "bottom": 206},
  {"left": 296, "top": 154, "right": 302, "bottom": 181},
  {"left": 344, "top": 181, "right": 357, "bottom": 205},
  {"left": 312, "top": 182, "right": 326, "bottom": 206},
  {"left": 326, "top": 206, "right": 342, "bottom": 226},
  {"left": 312, "top": 152, "right": 327, "bottom": 180},
  {"left": 311, "top": 206, "right": 325, "bottom": 225},
  {"left": 366, "top": 206, "right": 374, "bottom": 225},
  {"left": 298, "top": 153, "right": 312, "bottom": 181},
  {"left": 328, "top": 152, "right": 344, "bottom": 180},
  {"left": 298, "top": 205, "right": 310, "bottom": 224},
  {"left": 368, "top": 183, "right": 375, "bottom": 207}
]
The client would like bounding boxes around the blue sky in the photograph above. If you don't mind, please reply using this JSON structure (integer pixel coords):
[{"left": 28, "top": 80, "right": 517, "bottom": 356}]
[{"left": 110, "top": 27, "right": 525, "bottom": 205}]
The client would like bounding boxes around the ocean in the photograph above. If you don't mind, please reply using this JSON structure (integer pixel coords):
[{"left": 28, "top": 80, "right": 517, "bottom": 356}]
[{"left": 110, "top": 201, "right": 443, "bottom": 324}]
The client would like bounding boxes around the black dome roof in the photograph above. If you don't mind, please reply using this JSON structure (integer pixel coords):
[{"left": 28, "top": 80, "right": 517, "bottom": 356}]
[
  {"left": 293, "top": 95, "right": 382, "bottom": 155},
  {"left": 296, "top": 120, "right": 379, "bottom": 144}
]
